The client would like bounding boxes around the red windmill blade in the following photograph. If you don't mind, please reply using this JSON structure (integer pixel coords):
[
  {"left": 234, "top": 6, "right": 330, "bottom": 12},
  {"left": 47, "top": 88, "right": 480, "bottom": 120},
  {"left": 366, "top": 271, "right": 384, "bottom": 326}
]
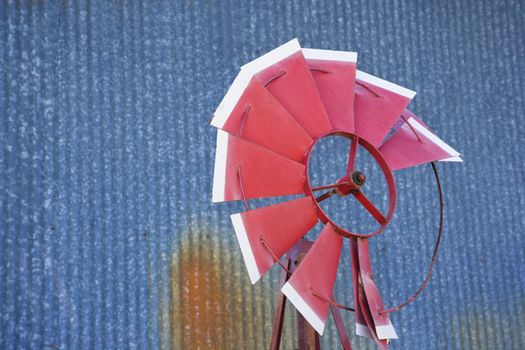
[
  {"left": 379, "top": 109, "right": 462, "bottom": 170},
  {"left": 211, "top": 130, "right": 305, "bottom": 202},
  {"left": 211, "top": 38, "right": 462, "bottom": 349},
  {"left": 241, "top": 39, "right": 333, "bottom": 138},
  {"left": 341, "top": 136, "right": 399, "bottom": 341},
  {"left": 211, "top": 69, "right": 313, "bottom": 163},
  {"left": 302, "top": 48, "right": 358, "bottom": 133},
  {"left": 357, "top": 238, "right": 397, "bottom": 340},
  {"left": 357, "top": 279, "right": 389, "bottom": 350},
  {"left": 354, "top": 70, "right": 416, "bottom": 148},
  {"left": 230, "top": 196, "right": 318, "bottom": 284},
  {"left": 281, "top": 223, "right": 343, "bottom": 335},
  {"left": 350, "top": 238, "right": 372, "bottom": 339}
]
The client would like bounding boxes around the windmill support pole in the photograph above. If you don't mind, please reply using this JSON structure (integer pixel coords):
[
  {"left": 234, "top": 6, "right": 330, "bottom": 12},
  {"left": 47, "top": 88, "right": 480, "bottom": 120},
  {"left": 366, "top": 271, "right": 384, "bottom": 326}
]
[
  {"left": 296, "top": 312, "right": 321, "bottom": 349},
  {"left": 331, "top": 305, "right": 352, "bottom": 350},
  {"left": 270, "top": 259, "right": 290, "bottom": 350},
  {"left": 294, "top": 245, "right": 320, "bottom": 350},
  {"left": 269, "top": 240, "right": 321, "bottom": 350}
]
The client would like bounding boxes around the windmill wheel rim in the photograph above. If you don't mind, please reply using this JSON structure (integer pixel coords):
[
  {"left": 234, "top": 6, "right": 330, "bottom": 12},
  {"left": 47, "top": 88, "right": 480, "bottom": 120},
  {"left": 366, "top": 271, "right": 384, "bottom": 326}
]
[{"left": 303, "top": 130, "right": 397, "bottom": 238}]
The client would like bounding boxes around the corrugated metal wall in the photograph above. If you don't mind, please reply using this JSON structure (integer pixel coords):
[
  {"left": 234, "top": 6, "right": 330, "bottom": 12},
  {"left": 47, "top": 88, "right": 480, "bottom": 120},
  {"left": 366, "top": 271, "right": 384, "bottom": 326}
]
[{"left": 1, "top": 1, "right": 524, "bottom": 349}]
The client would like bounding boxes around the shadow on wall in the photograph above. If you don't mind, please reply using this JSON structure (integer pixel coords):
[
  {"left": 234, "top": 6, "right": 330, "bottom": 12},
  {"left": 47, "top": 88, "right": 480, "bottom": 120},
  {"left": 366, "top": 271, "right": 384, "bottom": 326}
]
[{"left": 169, "top": 222, "right": 299, "bottom": 349}]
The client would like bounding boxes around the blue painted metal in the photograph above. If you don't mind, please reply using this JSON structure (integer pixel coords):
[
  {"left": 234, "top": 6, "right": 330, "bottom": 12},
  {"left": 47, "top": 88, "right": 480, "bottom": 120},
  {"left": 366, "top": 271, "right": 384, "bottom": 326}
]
[{"left": 0, "top": 1, "right": 524, "bottom": 349}]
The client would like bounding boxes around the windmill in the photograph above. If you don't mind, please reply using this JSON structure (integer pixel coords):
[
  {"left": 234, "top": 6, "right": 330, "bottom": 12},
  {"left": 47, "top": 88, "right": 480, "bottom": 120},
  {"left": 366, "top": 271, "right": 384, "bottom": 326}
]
[{"left": 210, "top": 39, "right": 462, "bottom": 349}]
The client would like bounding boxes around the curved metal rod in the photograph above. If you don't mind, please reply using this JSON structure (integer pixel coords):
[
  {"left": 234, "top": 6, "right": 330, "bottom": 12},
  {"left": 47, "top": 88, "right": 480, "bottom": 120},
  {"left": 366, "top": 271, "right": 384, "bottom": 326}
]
[
  {"left": 238, "top": 105, "right": 251, "bottom": 137},
  {"left": 309, "top": 67, "right": 330, "bottom": 74},
  {"left": 264, "top": 70, "right": 286, "bottom": 87},
  {"left": 237, "top": 165, "right": 250, "bottom": 211},
  {"left": 381, "top": 161, "right": 443, "bottom": 314},
  {"left": 309, "top": 288, "right": 355, "bottom": 312},
  {"left": 259, "top": 236, "right": 291, "bottom": 274},
  {"left": 355, "top": 80, "right": 382, "bottom": 98},
  {"left": 400, "top": 114, "right": 426, "bottom": 144}
]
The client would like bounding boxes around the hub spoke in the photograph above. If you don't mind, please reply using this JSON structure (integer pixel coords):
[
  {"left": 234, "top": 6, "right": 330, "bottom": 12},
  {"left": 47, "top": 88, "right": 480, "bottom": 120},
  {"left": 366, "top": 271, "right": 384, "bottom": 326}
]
[
  {"left": 316, "top": 189, "right": 337, "bottom": 203},
  {"left": 352, "top": 190, "right": 387, "bottom": 225},
  {"left": 311, "top": 183, "right": 341, "bottom": 192},
  {"left": 346, "top": 136, "right": 359, "bottom": 174}
]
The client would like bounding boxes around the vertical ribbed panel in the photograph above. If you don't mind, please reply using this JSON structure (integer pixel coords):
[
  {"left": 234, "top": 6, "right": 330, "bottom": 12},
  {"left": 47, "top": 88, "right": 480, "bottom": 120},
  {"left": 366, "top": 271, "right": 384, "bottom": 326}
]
[{"left": 0, "top": 1, "right": 524, "bottom": 349}]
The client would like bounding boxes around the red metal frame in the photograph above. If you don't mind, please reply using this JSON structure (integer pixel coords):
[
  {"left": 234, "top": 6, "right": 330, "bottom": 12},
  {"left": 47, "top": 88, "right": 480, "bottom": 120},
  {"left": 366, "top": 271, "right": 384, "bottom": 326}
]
[
  {"left": 270, "top": 240, "right": 321, "bottom": 350},
  {"left": 304, "top": 131, "right": 397, "bottom": 238},
  {"left": 234, "top": 131, "right": 445, "bottom": 349},
  {"left": 270, "top": 240, "right": 352, "bottom": 350}
]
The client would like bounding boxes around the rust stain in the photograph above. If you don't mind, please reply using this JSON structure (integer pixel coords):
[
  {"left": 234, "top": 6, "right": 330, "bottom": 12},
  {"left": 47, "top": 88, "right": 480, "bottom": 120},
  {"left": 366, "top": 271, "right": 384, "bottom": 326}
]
[
  {"left": 170, "top": 223, "right": 290, "bottom": 349},
  {"left": 171, "top": 234, "right": 232, "bottom": 348}
]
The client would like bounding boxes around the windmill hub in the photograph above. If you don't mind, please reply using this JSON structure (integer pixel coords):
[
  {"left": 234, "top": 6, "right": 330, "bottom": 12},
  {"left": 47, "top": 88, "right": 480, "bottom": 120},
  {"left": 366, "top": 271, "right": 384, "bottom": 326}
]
[
  {"left": 335, "top": 171, "right": 366, "bottom": 196},
  {"left": 304, "top": 131, "right": 398, "bottom": 238},
  {"left": 352, "top": 171, "right": 366, "bottom": 186}
]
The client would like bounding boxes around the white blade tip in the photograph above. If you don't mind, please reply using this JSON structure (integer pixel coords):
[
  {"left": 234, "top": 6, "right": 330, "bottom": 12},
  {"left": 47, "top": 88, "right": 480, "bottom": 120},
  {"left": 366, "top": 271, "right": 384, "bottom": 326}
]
[
  {"left": 230, "top": 213, "right": 261, "bottom": 284},
  {"left": 356, "top": 70, "right": 416, "bottom": 99},
  {"left": 376, "top": 322, "right": 398, "bottom": 340},
  {"left": 241, "top": 38, "right": 301, "bottom": 74},
  {"left": 302, "top": 48, "right": 357, "bottom": 62},
  {"left": 356, "top": 323, "right": 373, "bottom": 338},
  {"left": 281, "top": 282, "right": 325, "bottom": 335},
  {"left": 212, "top": 130, "right": 228, "bottom": 202},
  {"left": 407, "top": 117, "right": 462, "bottom": 159}
]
